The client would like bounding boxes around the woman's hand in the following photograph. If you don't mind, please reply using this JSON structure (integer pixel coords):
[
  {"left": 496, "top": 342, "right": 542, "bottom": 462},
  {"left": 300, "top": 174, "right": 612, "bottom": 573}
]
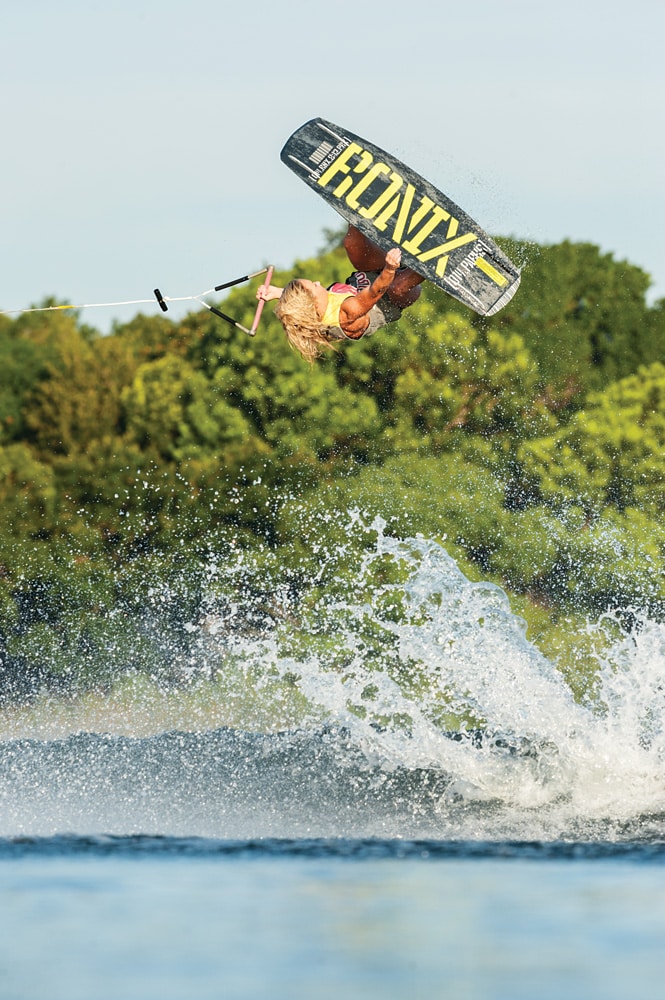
[
  {"left": 384, "top": 247, "right": 401, "bottom": 270},
  {"left": 256, "top": 284, "right": 283, "bottom": 302}
]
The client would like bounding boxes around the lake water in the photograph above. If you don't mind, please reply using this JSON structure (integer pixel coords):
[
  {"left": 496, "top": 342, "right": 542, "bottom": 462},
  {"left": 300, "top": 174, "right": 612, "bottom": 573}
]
[
  {"left": 2, "top": 531, "right": 665, "bottom": 998},
  {"left": 2, "top": 838, "right": 665, "bottom": 1000}
]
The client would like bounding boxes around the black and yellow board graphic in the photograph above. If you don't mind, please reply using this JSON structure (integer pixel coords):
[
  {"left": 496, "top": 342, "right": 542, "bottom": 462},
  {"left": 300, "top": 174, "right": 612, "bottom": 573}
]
[{"left": 281, "top": 118, "right": 521, "bottom": 317}]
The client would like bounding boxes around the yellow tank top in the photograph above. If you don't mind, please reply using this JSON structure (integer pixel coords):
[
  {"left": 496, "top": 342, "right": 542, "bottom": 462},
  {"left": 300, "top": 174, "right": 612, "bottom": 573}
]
[{"left": 320, "top": 291, "right": 353, "bottom": 329}]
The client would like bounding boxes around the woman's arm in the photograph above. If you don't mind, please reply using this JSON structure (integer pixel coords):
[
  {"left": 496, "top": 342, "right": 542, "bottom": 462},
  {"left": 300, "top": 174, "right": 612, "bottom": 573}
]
[{"left": 339, "top": 248, "right": 401, "bottom": 331}]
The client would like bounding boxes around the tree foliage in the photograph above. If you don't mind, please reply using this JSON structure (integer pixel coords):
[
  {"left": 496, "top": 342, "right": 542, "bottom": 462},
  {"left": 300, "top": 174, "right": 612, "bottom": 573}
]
[
  {"left": 1, "top": 236, "right": 664, "bottom": 700},
  {"left": 484, "top": 239, "right": 664, "bottom": 401}
]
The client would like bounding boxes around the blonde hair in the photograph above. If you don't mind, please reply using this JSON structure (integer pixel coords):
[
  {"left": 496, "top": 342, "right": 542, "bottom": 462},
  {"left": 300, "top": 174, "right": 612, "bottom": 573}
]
[{"left": 274, "top": 280, "right": 336, "bottom": 363}]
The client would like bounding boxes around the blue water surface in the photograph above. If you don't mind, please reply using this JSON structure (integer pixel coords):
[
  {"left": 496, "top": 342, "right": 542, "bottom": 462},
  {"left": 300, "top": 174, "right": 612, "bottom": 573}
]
[{"left": 1, "top": 838, "right": 665, "bottom": 1000}]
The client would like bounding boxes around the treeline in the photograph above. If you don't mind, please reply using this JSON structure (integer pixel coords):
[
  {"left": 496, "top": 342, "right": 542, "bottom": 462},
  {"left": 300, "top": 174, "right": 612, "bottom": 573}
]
[{"left": 1, "top": 235, "right": 665, "bottom": 700}]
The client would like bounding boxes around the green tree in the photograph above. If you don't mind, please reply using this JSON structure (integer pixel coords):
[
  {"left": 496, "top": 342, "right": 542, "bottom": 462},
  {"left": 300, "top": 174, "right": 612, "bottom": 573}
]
[
  {"left": 518, "top": 361, "right": 665, "bottom": 515},
  {"left": 25, "top": 331, "right": 138, "bottom": 457},
  {"left": 121, "top": 353, "right": 265, "bottom": 464},
  {"left": 0, "top": 331, "right": 53, "bottom": 442},
  {"left": 0, "top": 442, "right": 57, "bottom": 541},
  {"left": 487, "top": 239, "right": 661, "bottom": 401}
]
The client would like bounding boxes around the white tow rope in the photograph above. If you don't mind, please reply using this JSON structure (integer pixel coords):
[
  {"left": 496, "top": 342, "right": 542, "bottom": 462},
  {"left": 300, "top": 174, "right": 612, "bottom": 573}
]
[{"left": 0, "top": 266, "right": 275, "bottom": 337}]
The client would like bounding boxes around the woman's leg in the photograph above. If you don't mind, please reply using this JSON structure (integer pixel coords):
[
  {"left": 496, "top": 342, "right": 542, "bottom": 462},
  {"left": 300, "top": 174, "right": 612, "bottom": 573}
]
[
  {"left": 343, "top": 225, "right": 424, "bottom": 309},
  {"left": 387, "top": 270, "right": 424, "bottom": 308},
  {"left": 343, "top": 224, "right": 386, "bottom": 271}
]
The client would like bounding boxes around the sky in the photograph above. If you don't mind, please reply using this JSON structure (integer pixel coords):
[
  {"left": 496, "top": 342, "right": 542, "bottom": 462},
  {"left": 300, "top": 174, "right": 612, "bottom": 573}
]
[{"left": 2, "top": 0, "right": 664, "bottom": 331}]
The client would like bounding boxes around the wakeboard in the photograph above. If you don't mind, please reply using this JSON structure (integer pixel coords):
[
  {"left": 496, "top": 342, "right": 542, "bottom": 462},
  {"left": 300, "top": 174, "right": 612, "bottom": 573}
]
[{"left": 281, "top": 118, "right": 521, "bottom": 317}]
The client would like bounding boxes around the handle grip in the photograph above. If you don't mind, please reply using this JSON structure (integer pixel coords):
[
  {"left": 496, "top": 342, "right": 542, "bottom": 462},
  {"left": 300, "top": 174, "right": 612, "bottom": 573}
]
[
  {"left": 214, "top": 268, "right": 268, "bottom": 293},
  {"left": 249, "top": 266, "right": 274, "bottom": 336}
]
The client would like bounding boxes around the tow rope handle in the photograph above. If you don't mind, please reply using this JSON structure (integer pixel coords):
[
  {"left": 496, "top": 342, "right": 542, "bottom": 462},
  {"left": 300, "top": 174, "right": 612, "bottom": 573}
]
[
  {"left": 248, "top": 266, "right": 274, "bottom": 337},
  {"left": 153, "top": 265, "right": 274, "bottom": 337}
]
